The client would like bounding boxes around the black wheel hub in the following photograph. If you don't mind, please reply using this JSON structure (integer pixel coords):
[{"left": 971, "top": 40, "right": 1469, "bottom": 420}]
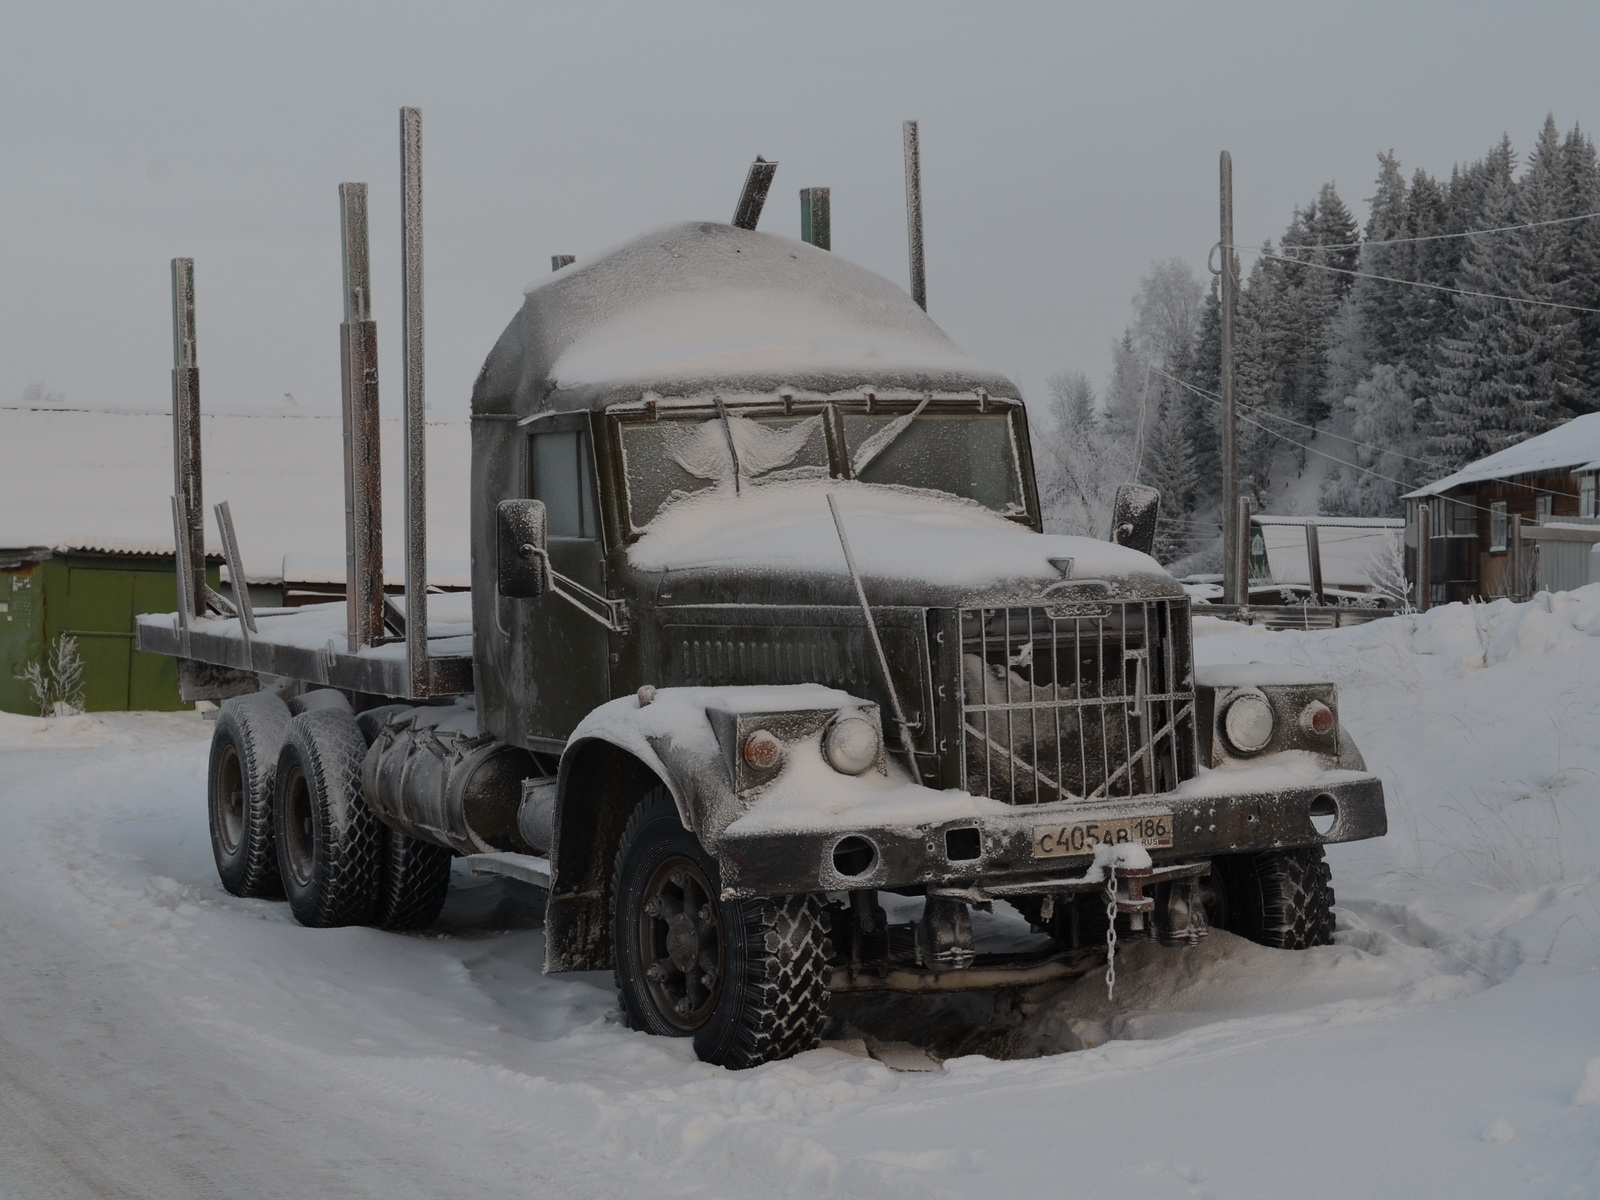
[
  {"left": 282, "top": 768, "right": 315, "bottom": 888},
  {"left": 215, "top": 742, "right": 245, "bottom": 855},
  {"left": 637, "top": 857, "right": 724, "bottom": 1031}
]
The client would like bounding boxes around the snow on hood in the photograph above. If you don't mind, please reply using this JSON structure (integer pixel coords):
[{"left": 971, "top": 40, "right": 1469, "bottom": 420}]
[{"left": 628, "top": 480, "right": 1171, "bottom": 594}]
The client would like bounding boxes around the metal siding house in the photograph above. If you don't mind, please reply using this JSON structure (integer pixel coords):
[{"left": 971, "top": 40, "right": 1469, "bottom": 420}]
[
  {"left": 1403, "top": 413, "right": 1600, "bottom": 604},
  {"left": 0, "top": 404, "right": 468, "bottom": 715}
]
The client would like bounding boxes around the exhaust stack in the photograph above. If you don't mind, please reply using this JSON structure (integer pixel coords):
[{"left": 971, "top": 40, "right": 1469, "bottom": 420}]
[
  {"left": 800, "top": 187, "right": 831, "bottom": 250},
  {"left": 903, "top": 120, "right": 926, "bottom": 310},
  {"left": 732, "top": 157, "right": 777, "bottom": 230}
]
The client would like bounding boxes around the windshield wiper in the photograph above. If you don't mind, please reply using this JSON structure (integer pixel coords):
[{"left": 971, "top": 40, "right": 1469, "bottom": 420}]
[
  {"left": 849, "top": 396, "right": 931, "bottom": 477},
  {"left": 713, "top": 395, "right": 742, "bottom": 495}
]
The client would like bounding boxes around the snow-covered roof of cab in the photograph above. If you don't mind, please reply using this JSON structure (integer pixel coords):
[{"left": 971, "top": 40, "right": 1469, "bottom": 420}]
[{"left": 471, "top": 221, "right": 1018, "bottom": 418}]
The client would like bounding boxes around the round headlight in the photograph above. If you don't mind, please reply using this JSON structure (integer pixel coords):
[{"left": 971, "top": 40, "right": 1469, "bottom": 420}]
[
  {"left": 823, "top": 715, "right": 880, "bottom": 775},
  {"left": 742, "top": 729, "right": 784, "bottom": 773},
  {"left": 1222, "top": 692, "right": 1275, "bottom": 755}
]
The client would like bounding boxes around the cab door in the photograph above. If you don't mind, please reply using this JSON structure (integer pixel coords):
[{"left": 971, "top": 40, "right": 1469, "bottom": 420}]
[{"left": 516, "top": 419, "right": 610, "bottom": 743}]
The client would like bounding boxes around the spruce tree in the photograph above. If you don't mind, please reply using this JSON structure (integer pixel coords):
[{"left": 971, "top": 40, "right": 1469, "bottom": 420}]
[
  {"left": 1561, "top": 123, "right": 1600, "bottom": 414},
  {"left": 1430, "top": 136, "right": 1565, "bottom": 468}
]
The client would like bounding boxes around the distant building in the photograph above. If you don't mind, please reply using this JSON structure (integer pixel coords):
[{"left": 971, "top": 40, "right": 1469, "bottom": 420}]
[
  {"left": 1403, "top": 412, "right": 1600, "bottom": 604},
  {"left": 0, "top": 405, "right": 468, "bottom": 714},
  {"left": 1247, "top": 515, "right": 1405, "bottom": 603}
]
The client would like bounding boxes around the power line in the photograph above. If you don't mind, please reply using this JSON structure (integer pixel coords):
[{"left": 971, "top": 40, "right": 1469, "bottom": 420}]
[
  {"left": 1155, "top": 367, "right": 1551, "bottom": 516},
  {"left": 1251, "top": 251, "right": 1600, "bottom": 316},
  {"left": 1255, "top": 208, "right": 1600, "bottom": 254},
  {"left": 1148, "top": 367, "right": 1449, "bottom": 472}
]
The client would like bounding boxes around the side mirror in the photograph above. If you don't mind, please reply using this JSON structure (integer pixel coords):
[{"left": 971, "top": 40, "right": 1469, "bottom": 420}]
[
  {"left": 496, "top": 499, "right": 550, "bottom": 597},
  {"left": 1109, "top": 484, "right": 1160, "bottom": 556}
]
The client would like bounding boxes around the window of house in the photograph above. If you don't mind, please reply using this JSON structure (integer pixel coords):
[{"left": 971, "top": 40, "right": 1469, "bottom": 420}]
[
  {"left": 1490, "top": 501, "right": 1508, "bottom": 552},
  {"left": 1536, "top": 494, "right": 1553, "bottom": 523},
  {"left": 529, "top": 429, "right": 598, "bottom": 539},
  {"left": 1582, "top": 475, "right": 1597, "bottom": 519}
]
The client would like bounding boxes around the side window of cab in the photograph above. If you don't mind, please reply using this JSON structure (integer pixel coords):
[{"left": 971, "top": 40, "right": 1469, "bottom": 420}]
[{"left": 529, "top": 429, "right": 598, "bottom": 540}]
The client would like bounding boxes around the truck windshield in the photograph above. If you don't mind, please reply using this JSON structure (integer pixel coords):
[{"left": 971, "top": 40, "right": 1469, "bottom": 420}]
[
  {"left": 621, "top": 414, "right": 831, "bottom": 529},
  {"left": 619, "top": 407, "right": 1025, "bottom": 531},
  {"left": 842, "top": 411, "right": 1023, "bottom": 515}
]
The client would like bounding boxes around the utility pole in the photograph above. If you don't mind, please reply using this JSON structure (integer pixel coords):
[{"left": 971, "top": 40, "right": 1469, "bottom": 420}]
[{"left": 1219, "top": 151, "right": 1240, "bottom": 604}]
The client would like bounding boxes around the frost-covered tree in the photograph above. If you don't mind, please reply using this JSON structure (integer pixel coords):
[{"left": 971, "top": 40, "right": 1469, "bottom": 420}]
[
  {"left": 21, "top": 381, "right": 64, "bottom": 406},
  {"left": 1144, "top": 390, "right": 1200, "bottom": 561},
  {"left": 1034, "top": 371, "right": 1133, "bottom": 538},
  {"left": 1320, "top": 365, "right": 1423, "bottom": 516}
]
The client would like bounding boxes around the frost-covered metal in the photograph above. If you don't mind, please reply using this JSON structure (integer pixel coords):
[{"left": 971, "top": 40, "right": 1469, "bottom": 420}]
[{"left": 958, "top": 600, "right": 1196, "bottom": 805}]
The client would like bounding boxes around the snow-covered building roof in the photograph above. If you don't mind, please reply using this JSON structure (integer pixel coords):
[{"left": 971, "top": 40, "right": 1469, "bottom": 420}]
[
  {"left": 1404, "top": 412, "right": 1600, "bottom": 499},
  {"left": 473, "top": 222, "right": 1017, "bottom": 418},
  {"left": 0, "top": 405, "right": 470, "bottom": 585}
]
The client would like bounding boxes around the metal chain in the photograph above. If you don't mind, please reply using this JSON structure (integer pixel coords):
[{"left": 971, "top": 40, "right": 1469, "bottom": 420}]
[{"left": 1104, "top": 863, "right": 1119, "bottom": 1001}]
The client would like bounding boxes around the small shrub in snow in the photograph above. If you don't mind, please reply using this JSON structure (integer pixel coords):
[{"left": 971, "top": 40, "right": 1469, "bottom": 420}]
[{"left": 20, "top": 634, "right": 86, "bottom": 717}]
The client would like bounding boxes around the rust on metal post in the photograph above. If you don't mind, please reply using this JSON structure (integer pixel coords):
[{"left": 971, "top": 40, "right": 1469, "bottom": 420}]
[
  {"left": 800, "top": 187, "right": 831, "bottom": 250},
  {"left": 903, "top": 121, "right": 926, "bottom": 310},
  {"left": 732, "top": 157, "right": 777, "bottom": 230},
  {"left": 339, "top": 182, "right": 384, "bottom": 654},
  {"left": 170, "top": 258, "right": 207, "bottom": 620},
  {"left": 1304, "top": 522, "right": 1324, "bottom": 605},
  {"left": 1416, "top": 503, "right": 1432, "bottom": 612},
  {"left": 400, "top": 106, "right": 430, "bottom": 696}
]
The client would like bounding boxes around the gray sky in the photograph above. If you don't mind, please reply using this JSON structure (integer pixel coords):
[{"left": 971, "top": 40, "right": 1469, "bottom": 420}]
[{"left": 7, "top": 1, "right": 1600, "bottom": 417}]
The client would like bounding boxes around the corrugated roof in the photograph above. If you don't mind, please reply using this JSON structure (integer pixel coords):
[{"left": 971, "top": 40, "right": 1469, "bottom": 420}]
[
  {"left": 0, "top": 406, "right": 470, "bottom": 583},
  {"left": 1405, "top": 412, "right": 1600, "bottom": 499}
]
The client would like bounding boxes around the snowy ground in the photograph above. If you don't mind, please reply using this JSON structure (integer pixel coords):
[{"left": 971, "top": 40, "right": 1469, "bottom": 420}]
[{"left": 3, "top": 593, "right": 1600, "bottom": 1198}]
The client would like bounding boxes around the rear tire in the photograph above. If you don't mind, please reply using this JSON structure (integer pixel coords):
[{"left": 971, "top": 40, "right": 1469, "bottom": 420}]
[
  {"left": 1207, "top": 846, "right": 1336, "bottom": 950},
  {"left": 373, "top": 827, "right": 453, "bottom": 931},
  {"left": 612, "top": 791, "right": 831, "bottom": 1069},
  {"left": 208, "top": 692, "right": 290, "bottom": 898},
  {"left": 273, "top": 709, "right": 382, "bottom": 928}
]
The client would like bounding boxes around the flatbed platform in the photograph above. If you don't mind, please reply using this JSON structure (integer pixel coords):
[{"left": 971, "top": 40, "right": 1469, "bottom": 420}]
[{"left": 135, "top": 591, "right": 474, "bottom": 699}]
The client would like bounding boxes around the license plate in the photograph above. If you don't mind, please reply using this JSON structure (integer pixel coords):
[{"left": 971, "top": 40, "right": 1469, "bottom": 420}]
[{"left": 1032, "top": 814, "right": 1174, "bottom": 858}]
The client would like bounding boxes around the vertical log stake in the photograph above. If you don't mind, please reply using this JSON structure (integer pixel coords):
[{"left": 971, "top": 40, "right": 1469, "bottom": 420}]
[
  {"left": 400, "top": 106, "right": 429, "bottom": 696},
  {"left": 732, "top": 157, "right": 777, "bottom": 230},
  {"left": 170, "top": 258, "right": 208, "bottom": 620},
  {"left": 339, "top": 182, "right": 385, "bottom": 654}
]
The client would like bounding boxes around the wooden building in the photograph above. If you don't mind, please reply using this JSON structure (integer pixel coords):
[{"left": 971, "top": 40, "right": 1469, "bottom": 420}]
[{"left": 1404, "top": 413, "right": 1600, "bottom": 604}]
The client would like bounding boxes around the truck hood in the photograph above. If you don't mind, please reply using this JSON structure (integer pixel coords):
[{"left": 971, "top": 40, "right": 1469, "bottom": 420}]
[{"left": 628, "top": 481, "right": 1180, "bottom": 606}]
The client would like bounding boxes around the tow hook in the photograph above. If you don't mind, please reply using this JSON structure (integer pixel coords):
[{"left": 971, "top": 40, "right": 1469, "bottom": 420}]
[{"left": 1112, "top": 865, "right": 1155, "bottom": 934}]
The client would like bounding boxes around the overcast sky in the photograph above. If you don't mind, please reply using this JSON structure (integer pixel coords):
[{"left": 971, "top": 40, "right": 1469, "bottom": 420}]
[{"left": 7, "top": 1, "right": 1600, "bottom": 419}]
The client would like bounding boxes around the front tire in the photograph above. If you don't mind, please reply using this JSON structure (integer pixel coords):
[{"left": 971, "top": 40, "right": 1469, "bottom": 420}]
[
  {"left": 273, "top": 709, "right": 382, "bottom": 928},
  {"left": 611, "top": 791, "right": 830, "bottom": 1069},
  {"left": 208, "top": 692, "right": 291, "bottom": 898},
  {"left": 1207, "top": 846, "right": 1336, "bottom": 950}
]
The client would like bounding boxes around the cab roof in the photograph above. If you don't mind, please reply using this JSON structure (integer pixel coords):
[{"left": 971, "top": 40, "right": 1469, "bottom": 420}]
[{"left": 470, "top": 221, "right": 1018, "bottom": 418}]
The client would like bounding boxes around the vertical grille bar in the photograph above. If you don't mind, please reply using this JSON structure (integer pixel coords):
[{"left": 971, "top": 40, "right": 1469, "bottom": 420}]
[{"left": 958, "top": 599, "right": 1196, "bottom": 805}]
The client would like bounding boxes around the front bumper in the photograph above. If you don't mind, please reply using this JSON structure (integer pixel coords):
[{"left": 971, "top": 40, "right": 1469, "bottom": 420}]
[{"left": 716, "top": 773, "right": 1386, "bottom": 896}]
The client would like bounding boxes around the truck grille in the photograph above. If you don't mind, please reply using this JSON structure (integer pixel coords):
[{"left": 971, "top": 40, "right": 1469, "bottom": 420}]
[{"left": 957, "top": 599, "right": 1195, "bottom": 804}]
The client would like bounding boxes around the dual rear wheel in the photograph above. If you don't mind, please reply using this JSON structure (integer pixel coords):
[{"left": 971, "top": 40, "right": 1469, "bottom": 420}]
[{"left": 206, "top": 695, "right": 451, "bottom": 930}]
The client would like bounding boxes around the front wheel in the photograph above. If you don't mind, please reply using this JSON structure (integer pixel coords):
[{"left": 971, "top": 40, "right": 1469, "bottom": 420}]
[
  {"left": 1206, "top": 846, "right": 1336, "bottom": 950},
  {"left": 611, "top": 791, "right": 831, "bottom": 1069}
]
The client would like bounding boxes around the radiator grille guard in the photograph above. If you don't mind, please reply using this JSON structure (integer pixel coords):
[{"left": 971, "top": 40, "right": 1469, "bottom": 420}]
[{"left": 957, "top": 599, "right": 1196, "bottom": 804}]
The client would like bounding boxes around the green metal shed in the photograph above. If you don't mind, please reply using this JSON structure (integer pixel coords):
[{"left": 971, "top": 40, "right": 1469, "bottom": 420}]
[{"left": 0, "top": 546, "right": 223, "bottom": 714}]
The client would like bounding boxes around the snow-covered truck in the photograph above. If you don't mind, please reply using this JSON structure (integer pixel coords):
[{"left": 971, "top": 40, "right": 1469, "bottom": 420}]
[{"left": 138, "top": 125, "right": 1386, "bottom": 1069}]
